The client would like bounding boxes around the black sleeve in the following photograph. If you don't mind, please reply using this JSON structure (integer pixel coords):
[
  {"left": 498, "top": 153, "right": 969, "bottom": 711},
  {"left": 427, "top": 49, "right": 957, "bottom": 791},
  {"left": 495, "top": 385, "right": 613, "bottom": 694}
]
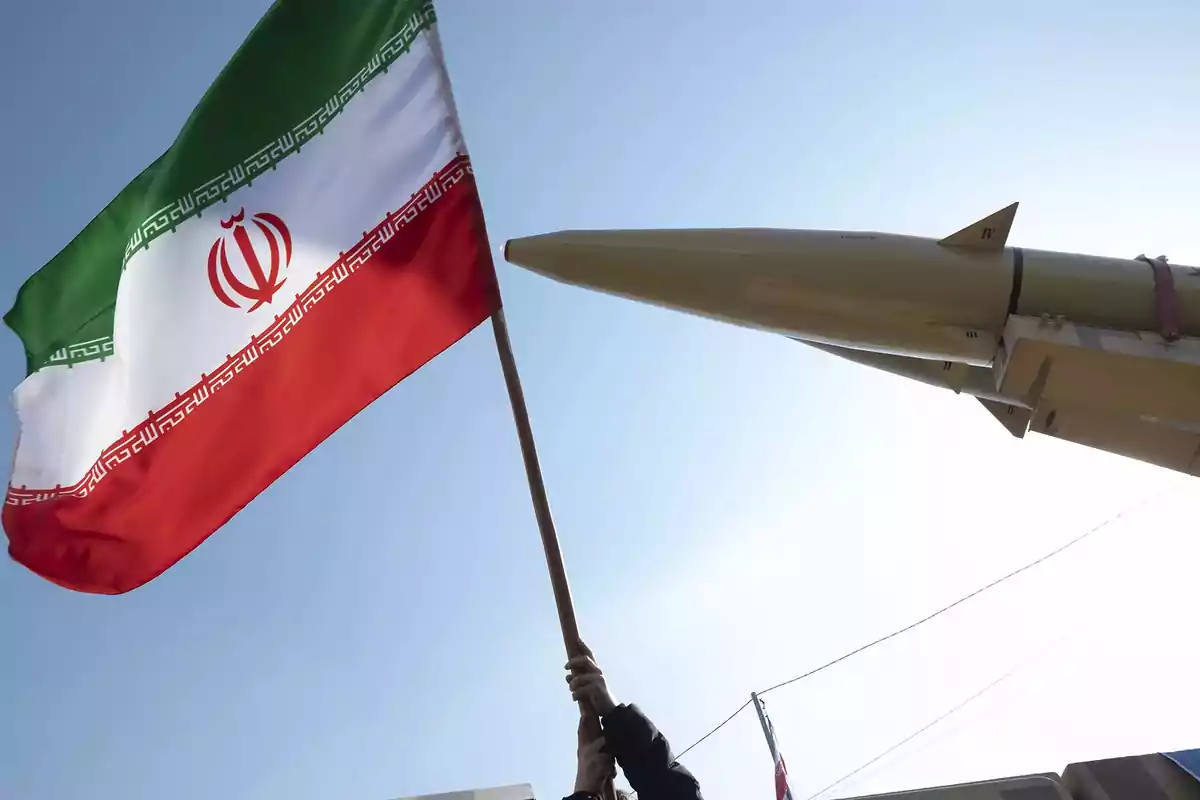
[{"left": 601, "top": 704, "right": 704, "bottom": 800}]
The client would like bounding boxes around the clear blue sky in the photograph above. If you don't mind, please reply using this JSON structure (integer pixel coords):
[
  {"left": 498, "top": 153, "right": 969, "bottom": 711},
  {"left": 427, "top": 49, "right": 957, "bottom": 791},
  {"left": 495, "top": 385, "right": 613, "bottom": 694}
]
[{"left": 3, "top": 2, "right": 1200, "bottom": 799}]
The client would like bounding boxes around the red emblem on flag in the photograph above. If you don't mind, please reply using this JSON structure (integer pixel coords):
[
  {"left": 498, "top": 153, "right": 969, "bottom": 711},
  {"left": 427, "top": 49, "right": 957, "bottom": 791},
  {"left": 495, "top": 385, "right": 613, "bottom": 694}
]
[{"left": 207, "top": 208, "right": 293, "bottom": 312}]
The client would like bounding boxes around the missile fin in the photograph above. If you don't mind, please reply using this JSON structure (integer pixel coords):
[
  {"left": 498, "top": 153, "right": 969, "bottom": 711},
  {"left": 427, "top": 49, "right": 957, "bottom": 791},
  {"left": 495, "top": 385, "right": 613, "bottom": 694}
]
[
  {"left": 978, "top": 398, "right": 1031, "bottom": 438},
  {"left": 938, "top": 202, "right": 1019, "bottom": 250}
]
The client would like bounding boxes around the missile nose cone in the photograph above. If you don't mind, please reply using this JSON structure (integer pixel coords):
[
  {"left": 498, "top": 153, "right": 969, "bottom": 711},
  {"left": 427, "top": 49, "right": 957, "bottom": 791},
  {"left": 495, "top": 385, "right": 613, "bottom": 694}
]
[
  {"left": 502, "top": 227, "right": 1013, "bottom": 364},
  {"left": 503, "top": 232, "right": 587, "bottom": 278},
  {"left": 503, "top": 229, "right": 698, "bottom": 293}
]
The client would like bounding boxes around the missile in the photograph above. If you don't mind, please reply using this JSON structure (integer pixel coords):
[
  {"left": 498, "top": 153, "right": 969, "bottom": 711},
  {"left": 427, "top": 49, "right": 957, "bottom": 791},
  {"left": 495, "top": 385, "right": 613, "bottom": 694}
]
[{"left": 505, "top": 204, "right": 1200, "bottom": 475}]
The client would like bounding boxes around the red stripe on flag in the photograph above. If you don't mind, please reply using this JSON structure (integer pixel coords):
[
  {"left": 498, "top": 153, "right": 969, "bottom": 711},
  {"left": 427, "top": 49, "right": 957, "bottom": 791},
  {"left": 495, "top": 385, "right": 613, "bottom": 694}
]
[{"left": 5, "top": 165, "right": 499, "bottom": 594}]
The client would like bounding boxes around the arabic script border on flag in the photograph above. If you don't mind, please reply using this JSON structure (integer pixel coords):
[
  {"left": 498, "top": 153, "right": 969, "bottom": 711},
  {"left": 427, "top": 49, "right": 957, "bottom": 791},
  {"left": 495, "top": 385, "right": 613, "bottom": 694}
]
[
  {"left": 7, "top": 154, "right": 475, "bottom": 507},
  {"left": 38, "top": 2, "right": 438, "bottom": 373},
  {"left": 121, "top": 1, "right": 438, "bottom": 268}
]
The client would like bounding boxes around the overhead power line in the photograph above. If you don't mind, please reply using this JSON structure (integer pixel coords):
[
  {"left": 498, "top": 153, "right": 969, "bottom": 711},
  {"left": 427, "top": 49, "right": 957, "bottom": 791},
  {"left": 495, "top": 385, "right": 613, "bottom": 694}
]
[
  {"left": 673, "top": 698, "right": 753, "bottom": 762},
  {"left": 803, "top": 665, "right": 1021, "bottom": 800},
  {"left": 757, "top": 495, "right": 1149, "bottom": 696},
  {"left": 671, "top": 495, "right": 1152, "bottom": 763}
]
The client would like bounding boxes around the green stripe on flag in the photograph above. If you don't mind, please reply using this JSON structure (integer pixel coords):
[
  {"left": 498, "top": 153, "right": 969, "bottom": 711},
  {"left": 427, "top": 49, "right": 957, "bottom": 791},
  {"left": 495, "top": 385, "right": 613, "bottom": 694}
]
[{"left": 6, "top": 0, "right": 435, "bottom": 376}]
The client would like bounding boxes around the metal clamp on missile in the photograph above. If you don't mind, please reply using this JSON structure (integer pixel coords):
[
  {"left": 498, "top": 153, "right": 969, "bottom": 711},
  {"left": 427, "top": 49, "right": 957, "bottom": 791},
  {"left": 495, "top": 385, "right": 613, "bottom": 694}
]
[{"left": 1136, "top": 254, "right": 1181, "bottom": 342}]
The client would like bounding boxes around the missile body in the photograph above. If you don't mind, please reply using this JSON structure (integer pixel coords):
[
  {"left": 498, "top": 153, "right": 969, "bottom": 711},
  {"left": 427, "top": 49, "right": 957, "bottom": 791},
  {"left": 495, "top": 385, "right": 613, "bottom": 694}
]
[
  {"left": 504, "top": 205, "right": 1200, "bottom": 367},
  {"left": 505, "top": 204, "right": 1200, "bottom": 474}
]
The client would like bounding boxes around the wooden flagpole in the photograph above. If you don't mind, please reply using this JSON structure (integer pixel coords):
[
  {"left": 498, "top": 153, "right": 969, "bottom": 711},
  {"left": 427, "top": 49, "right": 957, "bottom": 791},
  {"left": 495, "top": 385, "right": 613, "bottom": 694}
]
[{"left": 490, "top": 308, "right": 617, "bottom": 800}]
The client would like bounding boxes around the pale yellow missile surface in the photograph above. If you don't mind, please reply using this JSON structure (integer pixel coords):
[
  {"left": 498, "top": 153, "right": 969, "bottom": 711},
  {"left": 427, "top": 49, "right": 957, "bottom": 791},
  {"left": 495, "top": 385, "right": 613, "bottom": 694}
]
[
  {"left": 505, "top": 204, "right": 1200, "bottom": 368},
  {"left": 506, "top": 204, "right": 1200, "bottom": 475},
  {"left": 507, "top": 224, "right": 1012, "bottom": 365}
]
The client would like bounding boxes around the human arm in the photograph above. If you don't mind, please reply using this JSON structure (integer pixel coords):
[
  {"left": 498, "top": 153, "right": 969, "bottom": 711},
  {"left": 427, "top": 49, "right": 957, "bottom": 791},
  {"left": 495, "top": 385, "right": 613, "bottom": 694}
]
[
  {"left": 567, "top": 646, "right": 703, "bottom": 800},
  {"left": 563, "top": 712, "right": 616, "bottom": 800},
  {"left": 599, "top": 703, "right": 702, "bottom": 800}
]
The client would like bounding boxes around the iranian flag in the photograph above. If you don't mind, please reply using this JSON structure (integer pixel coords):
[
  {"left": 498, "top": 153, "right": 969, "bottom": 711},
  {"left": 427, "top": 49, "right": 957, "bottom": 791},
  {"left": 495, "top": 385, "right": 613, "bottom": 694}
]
[{"left": 4, "top": 0, "right": 499, "bottom": 594}]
